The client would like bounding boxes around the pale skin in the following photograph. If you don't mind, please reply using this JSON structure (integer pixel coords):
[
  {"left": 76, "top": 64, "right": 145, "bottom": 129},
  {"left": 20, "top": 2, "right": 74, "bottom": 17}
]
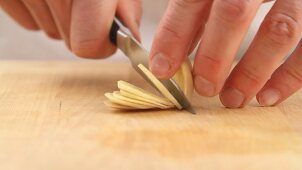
[
  {"left": 0, "top": 0, "right": 142, "bottom": 58},
  {"left": 1, "top": 0, "right": 302, "bottom": 108}
]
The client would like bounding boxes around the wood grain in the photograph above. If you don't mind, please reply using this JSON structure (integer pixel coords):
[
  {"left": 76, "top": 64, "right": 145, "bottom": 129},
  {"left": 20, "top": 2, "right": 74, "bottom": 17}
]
[{"left": 0, "top": 61, "right": 301, "bottom": 170}]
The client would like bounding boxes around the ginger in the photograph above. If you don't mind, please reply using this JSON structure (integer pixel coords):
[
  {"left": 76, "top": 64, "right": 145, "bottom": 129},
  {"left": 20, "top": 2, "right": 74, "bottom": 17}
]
[{"left": 104, "top": 61, "right": 193, "bottom": 110}]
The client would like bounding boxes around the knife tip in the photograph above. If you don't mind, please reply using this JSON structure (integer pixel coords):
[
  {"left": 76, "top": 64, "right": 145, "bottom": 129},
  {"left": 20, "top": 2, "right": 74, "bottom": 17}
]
[{"left": 185, "top": 106, "right": 197, "bottom": 114}]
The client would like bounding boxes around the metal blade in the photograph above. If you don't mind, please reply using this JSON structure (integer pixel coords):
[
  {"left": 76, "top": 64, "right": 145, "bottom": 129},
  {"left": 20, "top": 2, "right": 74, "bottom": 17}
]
[{"left": 116, "top": 30, "right": 196, "bottom": 114}]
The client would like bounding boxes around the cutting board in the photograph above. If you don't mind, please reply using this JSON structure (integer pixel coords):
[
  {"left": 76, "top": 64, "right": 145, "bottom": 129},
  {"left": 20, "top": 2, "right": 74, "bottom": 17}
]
[{"left": 0, "top": 61, "right": 301, "bottom": 170}]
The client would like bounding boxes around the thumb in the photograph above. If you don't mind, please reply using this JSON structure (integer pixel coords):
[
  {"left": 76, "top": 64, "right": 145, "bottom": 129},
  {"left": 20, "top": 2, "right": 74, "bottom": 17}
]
[{"left": 117, "top": 0, "right": 142, "bottom": 41}]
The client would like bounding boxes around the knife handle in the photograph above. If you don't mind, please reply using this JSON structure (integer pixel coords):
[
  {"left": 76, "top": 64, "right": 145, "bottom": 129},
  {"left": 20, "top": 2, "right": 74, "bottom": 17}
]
[{"left": 109, "top": 20, "right": 120, "bottom": 46}]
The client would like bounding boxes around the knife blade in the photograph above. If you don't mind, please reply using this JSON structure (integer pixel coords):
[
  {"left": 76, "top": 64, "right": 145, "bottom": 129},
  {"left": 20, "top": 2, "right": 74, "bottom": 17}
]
[{"left": 109, "top": 19, "right": 196, "bottom": 114}]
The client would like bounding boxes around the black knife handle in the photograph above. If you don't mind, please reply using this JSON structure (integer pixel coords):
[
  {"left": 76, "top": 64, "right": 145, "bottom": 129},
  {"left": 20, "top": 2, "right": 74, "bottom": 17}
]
[{"left": 109, "top": 20, "right": 120, "bottom": 46}]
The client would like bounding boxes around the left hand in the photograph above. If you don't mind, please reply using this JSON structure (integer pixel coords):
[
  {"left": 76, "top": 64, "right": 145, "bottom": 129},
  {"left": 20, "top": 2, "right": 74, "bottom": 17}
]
[{"left": 150, "top": 0, "right": 302, "bottom": 108}]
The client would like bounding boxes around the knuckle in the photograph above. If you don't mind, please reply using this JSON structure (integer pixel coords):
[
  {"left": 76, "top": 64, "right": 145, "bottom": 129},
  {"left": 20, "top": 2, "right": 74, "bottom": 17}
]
[
  {"left": 160, "top": 23, "right": 183, "bottom": 40},
  {"left": 238, "top": 66, "right": 263, "bottom": 85},
  {"left": 196, "top": 52, "right": 225, "bottom": 79},
  {"left": 281, "top": 64, "right": 302, "bottom": 84},
  {"left": 215, "top": 0, "right": 251, "bottom": 22},
  {"left": 265, "top": 13, "right": 301, "bottom": 46},
  {"left": 201, "top": 54, "right": 223, "bottom": 72},
  {"left": 161, "top": 0, "right": 208, "bottom": 39}
]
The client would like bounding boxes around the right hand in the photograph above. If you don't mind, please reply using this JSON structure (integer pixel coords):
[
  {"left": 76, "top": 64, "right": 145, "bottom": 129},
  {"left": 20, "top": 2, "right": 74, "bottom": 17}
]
[{"left": 0, "top": 0, "right": 142, "bottom": 58}]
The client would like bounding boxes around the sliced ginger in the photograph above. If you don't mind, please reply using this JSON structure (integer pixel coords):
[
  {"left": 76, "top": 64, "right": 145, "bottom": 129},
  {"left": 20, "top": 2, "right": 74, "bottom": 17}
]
[
  {"left": 105, "top": 93, "right": 155, "bottom": 109},
  {"left": 137, "top": 64, "right": 182, "bottom": 109},
  {"left": 117, "top": 81, "right": 173, "bottom": 106},
  {"left": 119, "top": 90, "right": 173, "bottom": 109},
  {"left": 104, "top": 61, "right": 193, "bottom": 111}
]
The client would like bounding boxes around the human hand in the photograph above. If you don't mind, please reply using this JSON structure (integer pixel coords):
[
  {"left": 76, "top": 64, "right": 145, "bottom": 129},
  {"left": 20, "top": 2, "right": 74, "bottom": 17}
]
[
  {"left": 0, "top": 0, "right": 142, "bottom": 58},
  {"left": 150, "top": 0, "right": 302, "bottom": 108}
]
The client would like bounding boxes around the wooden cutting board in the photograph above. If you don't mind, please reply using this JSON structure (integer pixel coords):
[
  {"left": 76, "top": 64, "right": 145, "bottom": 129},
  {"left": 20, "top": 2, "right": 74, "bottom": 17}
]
[{"left": 0, "top": 61, "right": 301, "bottom": 170}]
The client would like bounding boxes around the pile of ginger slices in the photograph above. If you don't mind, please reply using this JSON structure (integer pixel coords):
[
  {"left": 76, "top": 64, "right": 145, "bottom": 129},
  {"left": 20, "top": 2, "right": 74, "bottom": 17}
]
[{"left": 104, "top": 60, "right": 193, "bottom": 110}]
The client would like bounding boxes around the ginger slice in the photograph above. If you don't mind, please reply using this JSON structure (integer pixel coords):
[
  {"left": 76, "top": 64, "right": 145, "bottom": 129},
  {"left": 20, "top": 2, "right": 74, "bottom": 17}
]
[
  {"left": 119, "top": 90, "right": 173, "bottom": 109},
  {"left": 138, "top": 64, "right": 182, "bottom": 109},
  {"left": 172, "top": 60, "right": 193, "bottom": 100},
  {"left": 104, "top": 82, "right": 174, "bottom": 110},
  {"left": 112, "top": 91, "right": 162, "bottom": 108},
  {"left": 104, "top": 100, "right": 135, "bottom": 110},
  {"left": 104, "top": 61, "right": 193, "bottom": 111},
  {"left": 105, "top": 93, "right": 154, "bottom": 109},
  {"left": 117, "top": 81, "right": 173, "bottom": 106}
]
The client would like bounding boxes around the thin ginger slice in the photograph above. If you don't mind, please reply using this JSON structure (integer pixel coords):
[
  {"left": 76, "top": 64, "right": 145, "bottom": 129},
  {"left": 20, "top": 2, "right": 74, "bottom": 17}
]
[
  {"left": 117, "top": 81, "right": 173, "bottom": 106},
  {"left": 137, "top": 64, "right": 182, "bottom": 109},
  {"left": 112, "top": 91, "right": 162, "bottom": 108},
  {"left": 104, "top": 61, "right": 193, "bottom": 111},
  {"left": 172, "top": 60, "right": 193, "bottom": 99},
  {"left": 104, "top": 100, "right": 135, "bottom": 110},
  {"left": 105, "top": 93, "right": 154, "bottom": 109},
  {"left": 119, "top": 90, "right": 173, "bottom": 109}
]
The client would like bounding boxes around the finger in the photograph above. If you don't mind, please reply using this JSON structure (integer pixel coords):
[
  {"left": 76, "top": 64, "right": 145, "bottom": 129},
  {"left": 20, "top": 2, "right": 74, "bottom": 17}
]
[
  {"left": 22, "top": 0, "right": 60, "bottom": 39},
  {"left": 45, "top": 0, "right": 72, "bottom": 47},
  {"left": 0, "top": 0, "right": 39, "bottom": 30},
  {"left": 188, "top": 16, "right": 210, "bottom": 56},
  {"left": 220, "top": 0, "right": 302, "bottom": 108},
  {"left": 193, "top": 0, "right": 263, "bottom": 97},
  {"left": 70, "top": 0, "right": 118, "bottom": 58},
  {"left": 257, "top": 40, "right": 302, "bottom": 106},
  {"left": 149, "top": 0, "right": 212, "bottom": 79},
  {"left": 116, "top": 0, "right": 142, "bottom": 41}
]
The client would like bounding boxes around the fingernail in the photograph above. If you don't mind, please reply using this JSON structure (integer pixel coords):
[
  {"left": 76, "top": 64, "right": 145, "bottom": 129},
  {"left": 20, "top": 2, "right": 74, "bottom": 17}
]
[
  {"left": 150, "top": 53, "right": 171, "bottom": 78},
  {"left": 258, "top": 88, "right": 281, "bottom": 106},
  {"left": 220, "top": 87, "right": 245, "bottom": 108},
  {"left": 194, "top": 76, "right": 215, "bottom": 96}
]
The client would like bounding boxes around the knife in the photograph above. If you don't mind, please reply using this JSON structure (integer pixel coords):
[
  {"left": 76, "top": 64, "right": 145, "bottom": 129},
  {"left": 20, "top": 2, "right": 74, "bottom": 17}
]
[{"left": 109, "top": 19, "right": 196, "bottom": 114}]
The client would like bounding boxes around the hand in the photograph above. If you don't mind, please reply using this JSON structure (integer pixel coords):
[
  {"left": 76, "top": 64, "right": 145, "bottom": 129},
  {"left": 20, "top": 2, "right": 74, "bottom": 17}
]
[
  {"left": 0, "top": 0, "right": 142, "bottom": 58},
  {"left": 150, "top": 0, "right": 302, "bottom": 108}
]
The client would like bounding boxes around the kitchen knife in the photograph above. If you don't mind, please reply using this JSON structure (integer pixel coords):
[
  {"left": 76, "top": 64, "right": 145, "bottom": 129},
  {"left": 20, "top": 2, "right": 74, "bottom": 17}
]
[{"left": 109, "top": 19, "right": 196, "bottom": 114}]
